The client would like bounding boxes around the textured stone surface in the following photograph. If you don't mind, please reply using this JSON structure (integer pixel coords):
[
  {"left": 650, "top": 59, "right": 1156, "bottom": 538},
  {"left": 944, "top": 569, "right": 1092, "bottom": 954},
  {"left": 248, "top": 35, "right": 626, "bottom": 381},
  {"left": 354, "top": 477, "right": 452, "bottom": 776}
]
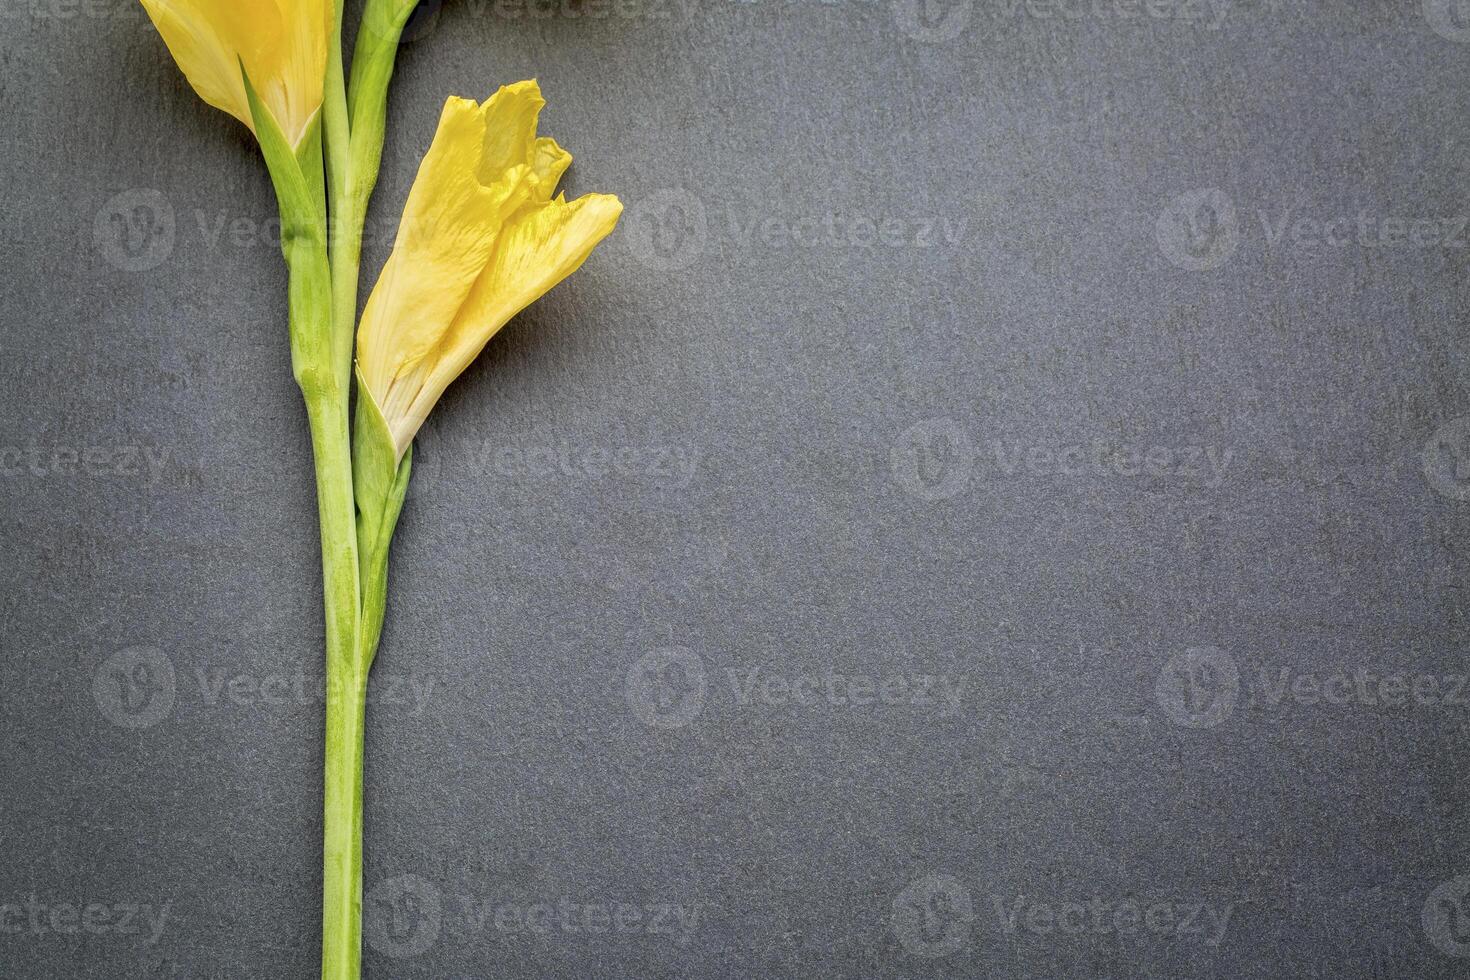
[{"left": 1, "top": 1, "right": 1468, "bottom": 976}]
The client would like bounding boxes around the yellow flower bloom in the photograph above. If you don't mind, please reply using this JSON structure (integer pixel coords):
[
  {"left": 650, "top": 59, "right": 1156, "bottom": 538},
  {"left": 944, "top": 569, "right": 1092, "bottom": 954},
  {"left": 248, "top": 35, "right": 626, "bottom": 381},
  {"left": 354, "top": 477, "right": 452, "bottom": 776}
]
[
  {"left": 140, "top": 0, "right": 331, "bottom": 149},
  {"left": 357, "top": 81, "right": 623, "bottom": 460}
]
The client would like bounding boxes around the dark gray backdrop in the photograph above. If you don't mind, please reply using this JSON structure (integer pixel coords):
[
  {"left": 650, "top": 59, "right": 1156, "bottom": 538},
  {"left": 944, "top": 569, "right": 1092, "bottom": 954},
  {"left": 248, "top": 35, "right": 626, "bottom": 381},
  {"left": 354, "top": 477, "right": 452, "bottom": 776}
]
[{"left": 3, "top": 0, "right": 1469, "bottom": 977}]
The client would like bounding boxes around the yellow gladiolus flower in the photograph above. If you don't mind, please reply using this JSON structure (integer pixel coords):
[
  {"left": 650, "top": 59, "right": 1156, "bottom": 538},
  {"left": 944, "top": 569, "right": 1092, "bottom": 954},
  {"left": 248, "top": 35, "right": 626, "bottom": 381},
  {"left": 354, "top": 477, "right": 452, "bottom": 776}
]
[
  {"left": 140, "top": 0, "right": 331, "bottom": 149},
  {"left": 357, "top": 81, "right": 623, "bottom": 460}
]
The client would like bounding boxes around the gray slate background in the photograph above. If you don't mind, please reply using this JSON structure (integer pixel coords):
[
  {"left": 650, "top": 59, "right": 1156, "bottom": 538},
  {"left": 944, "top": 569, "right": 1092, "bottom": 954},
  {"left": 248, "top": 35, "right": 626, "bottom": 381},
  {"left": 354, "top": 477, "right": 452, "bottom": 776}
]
[{"left": 3, "top": 0, "right": 1470, "bottom": 977}]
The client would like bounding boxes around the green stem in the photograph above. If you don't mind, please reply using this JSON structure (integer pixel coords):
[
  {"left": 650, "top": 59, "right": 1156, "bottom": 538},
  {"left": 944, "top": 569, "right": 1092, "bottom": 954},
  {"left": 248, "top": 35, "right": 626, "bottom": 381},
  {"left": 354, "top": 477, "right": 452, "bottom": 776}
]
[
  {"left": 241, "top": 67, "right": 363, "bottom": 980},
  {"left": 329, "top": 205, "right": 364, "bottom": 401},
  {"left": 303, "top": 392, "right": 360, "bottom": 668},
  {"left": 321, "top": 11, "right": 369, "bottom": 977},
  {"left": 315, "top": 8, "right": 419, "bottom": 974},
  {"left": 321, "top": 651, "right": 367, "bottom": 980},
  {"left": 348, "top": 1, "right": 422, "bottom": 213},
  {"left": 305, "top": 384, "right": 364, "bottom": 980},
  {"left": 324, "top": 0, "right": 354, "bottom": 393},
  {"left": 302, "top": 256, "right": 364, "bottom": 980}
]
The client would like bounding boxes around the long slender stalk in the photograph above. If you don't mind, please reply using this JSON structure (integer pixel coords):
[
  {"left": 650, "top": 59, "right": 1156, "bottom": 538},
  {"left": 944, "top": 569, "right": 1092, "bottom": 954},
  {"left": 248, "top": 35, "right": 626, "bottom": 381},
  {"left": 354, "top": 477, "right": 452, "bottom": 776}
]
[
  {"left": 320, "top": 9, "right": 370, "bottom": 978},
  {"left": 299, "top": 255, "right": 363, "bottom": 979},
  {"left": 321, "top": 687, "right": 365, "bottom": 980},
  {"left": 324, "top": 0, "right": 355, "bottom": 393},
  {"left": 315, "top": 6, "right": 420, "bottom": 975},
  {"left": 292, "top": 243, "right": 360, "bottom": 979},
  {"left": 347, "top": 3, "right": 419, "bottom": 209},
  {"left": 319, "top": 604, "right": 368, "bottom": 980},
  {"left": 311, "top": 418, "right": 364, "bottom": 980},
  {"left": 241, "top": 68, "right": 363, "bottom": 980},
  {"left": 329, "top": 205, "right": 365, "bottom": 400},
  {"left": 308, "top": 401, "right": 365, "bottom": 980},
  {"left": 303, "top": 391, "right": 360, "bottom": 663},
  {"left": 304, "top": 367, "right": 364, "bottom": 980}
]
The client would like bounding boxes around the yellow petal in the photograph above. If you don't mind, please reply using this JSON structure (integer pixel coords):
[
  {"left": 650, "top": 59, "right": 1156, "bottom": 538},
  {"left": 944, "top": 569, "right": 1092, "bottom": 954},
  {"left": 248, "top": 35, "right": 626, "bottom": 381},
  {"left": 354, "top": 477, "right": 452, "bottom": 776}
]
[
  {"left": 356, "top": 80, "right": 622, "bottom": 459},
  {"left": 476, "top": 80, "right": 548, "bottom": 180},
  {"left": 528, "top": 138, "right": 573, "bottom": 202},
  {"left": 139, "top": 0, "right": 328, "bottom": 148},
  {"left": 357, "top": 86, "right": 549, "bottom": 440},
  {"left": 266, "top": 0, "right": 332, "bottom": 147},
  {"left": 392, "top": 193, "right": 623, "bottom": 451}
]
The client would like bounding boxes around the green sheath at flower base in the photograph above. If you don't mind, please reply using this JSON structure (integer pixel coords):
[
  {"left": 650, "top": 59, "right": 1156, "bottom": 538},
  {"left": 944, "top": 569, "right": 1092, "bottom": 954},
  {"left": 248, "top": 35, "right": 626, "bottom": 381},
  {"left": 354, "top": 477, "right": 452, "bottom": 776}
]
[
  {"left": 244, "top": 68, "right": 333, "bottom": 393},
  {"left": 353, "top": 370, "right": 412, "bottom": 666}
]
